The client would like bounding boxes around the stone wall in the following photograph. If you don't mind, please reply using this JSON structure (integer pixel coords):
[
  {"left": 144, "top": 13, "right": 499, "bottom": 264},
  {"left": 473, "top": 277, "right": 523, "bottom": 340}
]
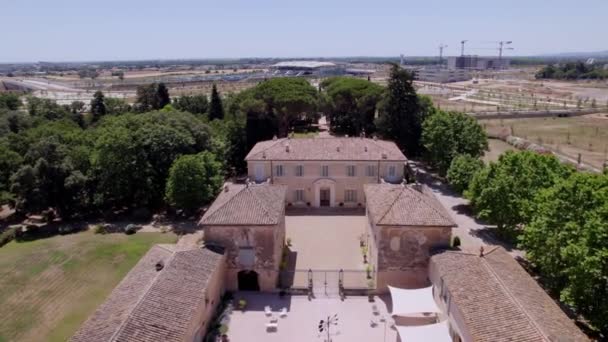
[{"left": 203, "top": 218, "right": 285, "bottom": 292}]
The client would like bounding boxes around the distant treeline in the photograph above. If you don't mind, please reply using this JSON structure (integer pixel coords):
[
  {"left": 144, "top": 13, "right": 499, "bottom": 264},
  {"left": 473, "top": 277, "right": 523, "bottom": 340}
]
[{"left": 535, "top": 61, "right": 608, "bottom": 80}]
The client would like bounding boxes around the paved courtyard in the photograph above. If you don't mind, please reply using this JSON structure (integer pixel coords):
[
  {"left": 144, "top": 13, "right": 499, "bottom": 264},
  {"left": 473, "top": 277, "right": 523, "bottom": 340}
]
[
  {"left": 227, "top": 293, "right": 399, "bottom": 342},
  {"left": 285, "top": 214, "right": 367, "bottom": 271},
  {"left": 283, "top": 214, "right": 370, "bottom": 290}
]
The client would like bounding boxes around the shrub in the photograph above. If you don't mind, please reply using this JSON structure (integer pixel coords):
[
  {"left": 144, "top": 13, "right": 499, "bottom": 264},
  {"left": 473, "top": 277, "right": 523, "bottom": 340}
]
[
  {"left": 124, "top": 224, "right": 139, "bottom": 235},
  {"left": 0, "top": 226, "right": 21, "bottom": 247},
  {"left": 452, "top": 236, "right": 461, "bottom": 248},
  {"left": 447, "top": 154, "right": 484, "bottom": 193},
  {"left": 93, "top": 224, "right": 107, "bottom": 234}
]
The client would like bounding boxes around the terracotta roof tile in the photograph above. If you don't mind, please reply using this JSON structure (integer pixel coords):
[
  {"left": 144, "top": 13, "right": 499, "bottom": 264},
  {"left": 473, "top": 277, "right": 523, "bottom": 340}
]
[
  {"left": 198, "top": 183, "right": 286, "bottom": 226},
  {"left": 245, "top": 137, "right": 407, "bottom": 161},
  {"left": 364, "top": 183, "right": 455, "bottom": 226},
  {"left": 431, "top": 247, "right": 588, "bottom": 342},
  {"left": 71, "top": 246, "right": 224, "bottom": 342}
]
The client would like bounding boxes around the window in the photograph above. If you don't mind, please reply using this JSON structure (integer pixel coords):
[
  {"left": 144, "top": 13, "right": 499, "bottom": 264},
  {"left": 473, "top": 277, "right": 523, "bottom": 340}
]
[
  {"left": 388, "top": 165, "right": 396, "bottom": 178},
  {"left": 238, "top": 247, "right": 255, "bottom": 267},
  {"left": 346, "top": 165, "right": 356, "bottom": 177},
  {"left": 294, "top": 189, "right": 305, "bottom": 202},
  {"left": 366, "top": 165, "right": 376, "bottom": 177},
  {"left": 345, "top": 189, "right": 357, "bottom": 202},
  {"left": 275, "top": 164, "right": 284, "bottom": 177},
  {"left": 321, "top": 165, "right": 329, "bottom": 177},
  {"left": 295, "top": 165, "right": 304, "bottom": 177}
]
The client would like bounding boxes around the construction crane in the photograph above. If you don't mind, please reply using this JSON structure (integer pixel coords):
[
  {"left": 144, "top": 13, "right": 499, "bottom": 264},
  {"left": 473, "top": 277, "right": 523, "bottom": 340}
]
[
  {"left": 438, "top": 44, "right": 448, "bottom": 65},
  {"left": 461, "top": 40, "right": 468, "bottom": 56},
  {"left": 498, "top": 41, "right": 513, "bottom": 61}
]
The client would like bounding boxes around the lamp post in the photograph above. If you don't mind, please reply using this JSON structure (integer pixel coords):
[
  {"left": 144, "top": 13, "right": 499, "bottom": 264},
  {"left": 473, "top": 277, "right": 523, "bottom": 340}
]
[{"left": 318, "top": 314, "right": 339, "bottom": 342}]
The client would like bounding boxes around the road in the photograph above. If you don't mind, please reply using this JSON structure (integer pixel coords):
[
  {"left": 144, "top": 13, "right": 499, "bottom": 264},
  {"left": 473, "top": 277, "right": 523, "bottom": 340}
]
[{"left": 415, "top": 165, "right": 525, "bottom": 259}]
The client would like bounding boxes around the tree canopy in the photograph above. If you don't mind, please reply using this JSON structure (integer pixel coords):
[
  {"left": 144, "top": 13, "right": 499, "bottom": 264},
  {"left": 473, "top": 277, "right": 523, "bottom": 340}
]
[
  {"left": 466, "top": 151, "right": 572, "bottom": 233},
  {"left": 520, "top": 172, "right": 608, "bottom": 333},
  {"left": 376, "top": 64, "right": 428, "bottom": 157},
  {"left": 422, "top": 110, "right": 487, "bottom": 176},
  {"left": 446, "top": 154, "right": 484, "bottom": 193},
  {"left": 135, "top": 83, "right": 171, "bottom": 112},
  {"left": 208, "top": 84, "right": 224, "bottom": 120},
  {"left": 536, "top": 62, "right": 608, "bottom": 80},
  {"left": 173, "top": 94, "right": 209, "bottom": 116},
  {"left": 165, "top": 152, "right": 223, "bottom": 212},
  {"left": 320, "top": 77, "right": 384, "bottom": 136}
]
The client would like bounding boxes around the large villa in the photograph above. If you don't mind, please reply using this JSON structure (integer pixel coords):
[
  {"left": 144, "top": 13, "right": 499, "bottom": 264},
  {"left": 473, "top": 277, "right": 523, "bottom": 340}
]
[{"left": 72, "top": 137, "right": 588, "bottom": 341}]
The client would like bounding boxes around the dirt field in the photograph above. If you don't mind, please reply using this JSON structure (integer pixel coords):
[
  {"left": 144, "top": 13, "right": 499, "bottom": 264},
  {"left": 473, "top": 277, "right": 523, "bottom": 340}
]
[
  {"left": 0, "top": 230, "right": 177, "bottom": 342},
  {"left": 483, "top": 139, "right": 516, "bottom": 164},
  {"left": 481, "top": 114, "right": 608, "bottom": 169}
]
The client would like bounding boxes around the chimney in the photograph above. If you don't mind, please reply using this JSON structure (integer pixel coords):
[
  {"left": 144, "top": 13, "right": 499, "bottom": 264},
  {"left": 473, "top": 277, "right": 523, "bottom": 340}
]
[
  {"left": 364, "top": 146, "right": 368, "bottom": 152},
  {"left": 479, "top": 246, "right": 485, "bottom": 257},
  {"left": 224, "top": 184, "right": 229, "bottom": 192},
  {"left": 373, "top": 136, "right": 378, "bottom": 141},
  {"left": 336, "top": 146, "right": 341, "bottom": 152},
  {"left": 412, "top": 182, "right": 423, "bottom": 192},
  {"left": 272, "top": 135, "right": 277, "bottom": 140},
  {"left": 285, "top": 144, "right": 290, "bottom": 152},
  {"left": 381, "top": 152, "right": 387, "bottom": 159}
]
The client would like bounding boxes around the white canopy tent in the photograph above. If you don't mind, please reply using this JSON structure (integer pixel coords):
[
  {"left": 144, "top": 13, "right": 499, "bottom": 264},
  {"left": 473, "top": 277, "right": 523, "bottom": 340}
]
[
  {"left": 388, "top": 285, "right": 441, "bottom": 316},
  {"left": 396, "top": 321, "right": 452, "bottom": 342}
]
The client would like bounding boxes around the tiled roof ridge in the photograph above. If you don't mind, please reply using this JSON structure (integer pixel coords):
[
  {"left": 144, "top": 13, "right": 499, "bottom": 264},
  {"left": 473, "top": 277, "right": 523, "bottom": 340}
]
[
  {"left": 202, "top": 185, "right": 248, "bottom": 223},
  {"left": 479, "top": 249, "right": 549, "bottom": 341},
  {"left": 377, "top": 186, "right": 405, "bottom": 224},
  {"left": 109, "top": 245, "right": 177, "bottom": 341},
  {"left": 367, "top": 137, "right": 397, "bottom": 157},
  {"left": 410, "top": 186, "right": 455, "bottom": 226},
  {"left": 251, "top": 138, "right": 286, "bottom": 159},
  {"left": 248, "top": 186, "right": 276, "bottom": 220}
]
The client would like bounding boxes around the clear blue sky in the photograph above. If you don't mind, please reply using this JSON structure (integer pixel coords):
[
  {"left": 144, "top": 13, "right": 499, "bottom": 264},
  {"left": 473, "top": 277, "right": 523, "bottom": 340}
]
[{"left": 1, "top": 0, "right": 606, "bottom": 62}]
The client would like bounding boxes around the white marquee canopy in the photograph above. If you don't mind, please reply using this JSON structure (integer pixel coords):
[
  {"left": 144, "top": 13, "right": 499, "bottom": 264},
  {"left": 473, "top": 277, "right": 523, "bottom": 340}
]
[
  {"left": 396, "top": 321, "right": 452, "bottom": 342},
  {"left": 388, "top": 285, "right": 441, "bottom": 316}
]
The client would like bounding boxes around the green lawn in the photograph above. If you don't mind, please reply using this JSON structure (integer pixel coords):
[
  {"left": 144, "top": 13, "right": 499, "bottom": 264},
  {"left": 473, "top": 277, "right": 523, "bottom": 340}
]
[{"left": 0, "top": 230, "right": 177, "bottom": 342}]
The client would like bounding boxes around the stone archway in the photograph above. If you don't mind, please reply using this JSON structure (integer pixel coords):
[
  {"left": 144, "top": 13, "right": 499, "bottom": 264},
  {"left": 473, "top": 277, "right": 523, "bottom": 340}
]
[
  {"left": 238, "top": 270, "right": 260, "bottom": 291},
  {"left": 313, "top": 178, "right": 336, "bottom": 207}
]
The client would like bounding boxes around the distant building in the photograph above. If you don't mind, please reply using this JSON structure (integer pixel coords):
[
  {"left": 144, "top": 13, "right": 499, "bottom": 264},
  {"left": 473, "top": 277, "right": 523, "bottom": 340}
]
[
  {"left": 404, "top": 66, "right": 471, "bottom": 83},
  {"left": 269, "top": 61, "right": 344, "bottom": 76},
  {"left": 447, "top": 56, "right": 511, "bottom": 70}
]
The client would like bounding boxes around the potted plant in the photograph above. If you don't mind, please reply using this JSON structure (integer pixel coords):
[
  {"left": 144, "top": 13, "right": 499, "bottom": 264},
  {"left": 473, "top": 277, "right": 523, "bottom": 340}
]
[
  {"left": 367, "top": 279, "right": 375, "bottom": 302},
  {"left": 238, "top": 299, "right": 247, "bottom": 310},
  {"left": 361, "top": 245, "right": 368, "bottom": 263},
  {"left": 366, "top": 264, "right": 372, "bottom": 279}
]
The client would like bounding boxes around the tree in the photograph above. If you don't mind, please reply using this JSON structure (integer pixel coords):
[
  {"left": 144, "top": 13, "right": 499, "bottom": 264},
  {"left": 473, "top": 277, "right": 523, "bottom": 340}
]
[
  {"left": 376, "top": 64, "right": 427, "bottom": 157},
  {"left": 0, "top": 144, "right": 23, "bottom": 205},
  {"left": 0, "top": 93, "right": 21, "bottom": 110},
  {"left": 446, "top": 154, "right": 484, "bottom": 193},
  {"left": 173, "top": 94, "right": 209, "bottom": 115},
  {"left": 165, "top": 152, "right": 223, "bottom": 212},
  {"left": 104, "top": 97, "right": 131, "bottom": 115},
  {"left": 422, "top": 110, "right": 488, "bottom": 176},
  {"left": 135, "top": 83, "right": 171, "bottom": 112},
  {"left": 466, "top": 151, "right": 572, "bottom": 235},
  {"left": 320, "top": 77, "right": 384, "bottom": 136},
  {"left": 520, "top": 172, "right": 608, "bottom": 333},
  {"left": 27, "top": 97, "right": 69, "bottom": 120},
  {"left": 209, "top": 84, "right": 224, "bottom": 120},
  {"left": 90, "top": 91, "right": 107, "bottom": 123}
]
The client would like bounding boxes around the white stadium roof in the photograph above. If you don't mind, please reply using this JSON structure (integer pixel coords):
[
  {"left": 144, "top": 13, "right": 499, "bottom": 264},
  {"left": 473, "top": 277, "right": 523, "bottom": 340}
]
[{"left": 271, "top": 61, "right": 336, "bottom": 69}]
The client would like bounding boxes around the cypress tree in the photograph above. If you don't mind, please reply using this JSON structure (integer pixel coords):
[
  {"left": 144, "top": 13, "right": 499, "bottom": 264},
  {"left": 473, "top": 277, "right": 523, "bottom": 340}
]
[{"left": 208, "top": 84, "right": 224, "bottom": 120}]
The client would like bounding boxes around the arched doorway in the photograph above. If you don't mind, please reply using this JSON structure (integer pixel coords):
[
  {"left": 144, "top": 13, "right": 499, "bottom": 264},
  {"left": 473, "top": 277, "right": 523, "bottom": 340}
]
[{"left": 238, "top": 270, "right": 260, "bottom": 291}]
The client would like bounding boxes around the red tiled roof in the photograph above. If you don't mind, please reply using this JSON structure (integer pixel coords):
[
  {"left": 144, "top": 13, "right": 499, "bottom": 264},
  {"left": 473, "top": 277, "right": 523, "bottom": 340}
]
[
  {"left": 198, "top": 183, "right": 286, "bottom": 226},
  {"left": 364, "top": 183, "right": 455, "bottom": 227},
  {"left": 71, "top": 245, "right": 224, "bottom": 342},
  {"left": 245, "top": 137, "right": 407, "bottom": 161},
  {"left": 431, "top": 247, "right": 588, "bottom": 342}
]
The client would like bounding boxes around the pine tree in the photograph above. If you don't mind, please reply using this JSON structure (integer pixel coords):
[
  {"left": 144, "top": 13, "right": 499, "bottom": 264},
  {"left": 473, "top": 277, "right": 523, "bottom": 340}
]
[
  {"left": 376, "top": 64, "right": 425, "bottom": 157},
  {"left": 208, "top": 84, "right": 224, "bottom": 120},
  {"left": 156, "top": 83, "right": 171, "bottom": 109},
  {"left": 90, "top": 90, "right": 106, "bottom": 122}
]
